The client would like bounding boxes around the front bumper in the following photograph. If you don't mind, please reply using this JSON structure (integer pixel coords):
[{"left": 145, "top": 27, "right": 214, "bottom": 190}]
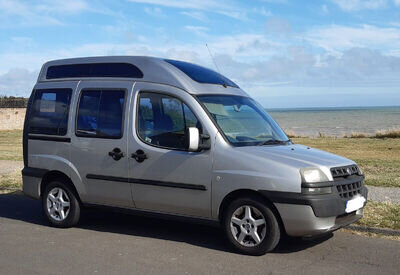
[
  {"left": 259, "top": 175, "right": 368, "bottom": 237},
  {"left": 274, "top": 203, "right": 364, "bottom": 237}
]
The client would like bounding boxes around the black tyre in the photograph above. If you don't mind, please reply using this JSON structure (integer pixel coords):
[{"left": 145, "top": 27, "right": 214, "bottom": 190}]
[
  {"left": 223, "top": 196, "right": 281, "bottom": 255},
  {"left": 42, "top": 181, "right": 80, "bottom": 228}
]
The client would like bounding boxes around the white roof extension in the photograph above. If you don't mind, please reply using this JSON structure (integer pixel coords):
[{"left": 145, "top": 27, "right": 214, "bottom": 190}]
[{"left": 38, "top": 56, "right": 248, "bottom": 96}]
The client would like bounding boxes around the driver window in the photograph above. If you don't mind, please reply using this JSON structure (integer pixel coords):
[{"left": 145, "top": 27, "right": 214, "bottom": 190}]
[{"left": 137, "top": 92, "right": 200, "bottom": 150}]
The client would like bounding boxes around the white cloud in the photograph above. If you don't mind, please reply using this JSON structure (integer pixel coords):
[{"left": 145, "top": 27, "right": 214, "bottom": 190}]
[
  {"left": 36, "top": 0, "right": 89, "bottom": 14},
  {"left": 265, "top": 17, "right": 291, "bottom": 34},
  {"left": 260, "top": 0, "right": 288, "bottom": 4},
  {"left": 127, "top": 0, "right": 248, "bottom": 20},
  {"left": 0, "top": 68, "right": 39, "bottom": 96},
  {"left": 394, "top": 0, "right": 400, "bottom": 6},
  {"left": 184, "top": 25, "right": 209, "bottom": 36},
  {"left": 303, "top": 24, "right": 400, "bottom": 55},
  {"left": 181, "top": 11, "right": 207, "bottom": 21},
  {"left": 214, "top": 47, "right": 400, "bottom": 89},
  {"left": 252, "top": 7, "right": 272, "bottom": 17},
  {"left": 330, "top": 0, "right": 387, "bottom": 11},
  {"left": 0, "top": 0, "right": 117, "bottom": 27},
  {"left": 144, "top": 6, "right": 163, "bottom": 16},
  {"left": 0, "top": 0, "right": 62, "bottom": 26}
]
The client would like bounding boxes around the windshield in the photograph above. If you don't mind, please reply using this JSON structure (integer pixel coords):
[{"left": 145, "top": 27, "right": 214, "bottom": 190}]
[{"left": 197, "top": 95, "right": 289, "bottom": 146}]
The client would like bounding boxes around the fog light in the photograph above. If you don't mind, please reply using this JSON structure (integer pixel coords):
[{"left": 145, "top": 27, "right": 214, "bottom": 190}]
[{"left": 301, "top": 187, "right": 332, "bottom": 195}]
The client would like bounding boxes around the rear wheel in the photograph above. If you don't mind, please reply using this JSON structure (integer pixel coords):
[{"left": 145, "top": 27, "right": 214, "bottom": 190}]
[
  {"left": 223, "top": 196, "right": 280, "bottom": 255},
  {"left": 42, "top": 181, "right": 80, "bottom": 228}
]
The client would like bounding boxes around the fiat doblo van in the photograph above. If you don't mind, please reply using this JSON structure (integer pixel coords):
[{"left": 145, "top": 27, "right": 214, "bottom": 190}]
[{"left": 22, "top": 56, "right": 367, "bottom": 255}]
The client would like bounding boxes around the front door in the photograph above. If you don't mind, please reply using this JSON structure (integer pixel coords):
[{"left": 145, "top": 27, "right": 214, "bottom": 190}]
[
  {"left": 70, "top": 81, "right": 134, "bottom": 208},
  {"left": 128, "top": 83, "right": 213, "bottom": 218}
]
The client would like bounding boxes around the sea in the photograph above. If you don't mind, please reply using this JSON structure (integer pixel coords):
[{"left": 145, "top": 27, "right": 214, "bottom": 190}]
[{"left": 267, "top": 106, "right": 400, "bottom": 137}]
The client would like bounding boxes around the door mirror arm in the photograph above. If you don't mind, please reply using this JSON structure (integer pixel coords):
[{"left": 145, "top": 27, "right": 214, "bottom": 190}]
[{"left": 198, "top": 134, "right": 211, "bottom": 151}]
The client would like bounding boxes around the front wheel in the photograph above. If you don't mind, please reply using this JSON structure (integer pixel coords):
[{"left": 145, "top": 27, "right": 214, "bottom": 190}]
[
  {"left": 223, "top": 196, "right": 281, "bottom": 255},
  {"left": 42, "top": 181, "right": 80, "bottom": 228}
]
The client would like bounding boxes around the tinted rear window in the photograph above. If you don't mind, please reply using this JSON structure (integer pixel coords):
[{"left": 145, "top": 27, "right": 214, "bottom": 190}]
[
  {"left": 164, "top": 59, "right": 239, "bottom": 88},
  {"left": 29, "top": 89, "right": 72, "bottom": 136},
  {"left": 76, "top": 90, "right": 125, "bottom": 139},
  {"left": 46, "top": 63, "right": 143, "bottom": 79}
]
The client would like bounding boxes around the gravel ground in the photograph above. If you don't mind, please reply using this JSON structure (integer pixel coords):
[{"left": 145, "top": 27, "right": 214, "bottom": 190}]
[
  {"left": 0, "top": 160, "right": 23, "bottom": 175},
  {"left": 366, "top": 185, "right": 400, "bottom": 204}
]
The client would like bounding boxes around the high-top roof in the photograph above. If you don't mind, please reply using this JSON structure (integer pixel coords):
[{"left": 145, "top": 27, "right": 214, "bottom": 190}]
[{"left": 38, "top": 56, "right": 248, "bottom": 96}]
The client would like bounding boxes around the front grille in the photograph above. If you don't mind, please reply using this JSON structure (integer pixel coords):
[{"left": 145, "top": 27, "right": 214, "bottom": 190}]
[
  {"left": 331, "top": 165, "right": 363, "bottom": 199},
  {"left": 331, "top": 165, "right": 359, "bottom": 179},
  {"left": 336, "top": 180, "right": 362, "bottom": 199}
]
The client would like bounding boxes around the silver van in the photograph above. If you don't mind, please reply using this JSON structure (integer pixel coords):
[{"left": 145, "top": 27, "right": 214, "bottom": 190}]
[{"left": 22, "top": 56, "right": 367, "bottom": 255}]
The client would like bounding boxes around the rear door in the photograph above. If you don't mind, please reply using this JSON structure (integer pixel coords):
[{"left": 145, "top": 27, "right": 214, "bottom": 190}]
[{"left": 70, "top": 81, "right": 134, "bottom": 208}]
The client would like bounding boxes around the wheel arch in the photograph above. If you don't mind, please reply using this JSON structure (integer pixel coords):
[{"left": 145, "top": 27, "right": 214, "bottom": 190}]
[
  {"left": 218, "top": 189, "right": 287, "bottom": 235},
  {"left": 40, "top": 170, "right": 81, "bottom": 203}
]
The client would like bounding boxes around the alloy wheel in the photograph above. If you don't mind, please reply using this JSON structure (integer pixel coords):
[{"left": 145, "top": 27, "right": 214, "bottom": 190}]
[
  {"left": 230, "top": 205, "right": 267, "bottom": 247},
  {"left": 46, "top": 187, "right": 71, "bottom": 221}
]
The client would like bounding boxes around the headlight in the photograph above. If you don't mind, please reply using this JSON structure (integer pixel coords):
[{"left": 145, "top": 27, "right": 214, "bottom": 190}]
[
  {"left": 300, "top": 167, "right": 329, "bottom": 183},
  {"left": 358, "top": 166, "right": 364, "bottom": 175}
]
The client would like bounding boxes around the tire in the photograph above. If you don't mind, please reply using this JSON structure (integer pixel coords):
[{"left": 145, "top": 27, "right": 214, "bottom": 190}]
[
  {"left": 223, "top": 196, "right": 281, "bottom": 255},
  {"left": 42, "top": 181, "right": 80, "bottom": 228}
]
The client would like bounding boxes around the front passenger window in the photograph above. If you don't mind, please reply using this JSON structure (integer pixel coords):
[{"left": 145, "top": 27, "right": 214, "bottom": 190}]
[{"left": 138, "top": 92, "right": 199, "bottom": 150}]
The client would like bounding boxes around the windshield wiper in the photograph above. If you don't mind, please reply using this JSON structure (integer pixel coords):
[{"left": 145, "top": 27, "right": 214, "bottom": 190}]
[{"left": 258, "top": 139, "right": 291, "bottom": 146}]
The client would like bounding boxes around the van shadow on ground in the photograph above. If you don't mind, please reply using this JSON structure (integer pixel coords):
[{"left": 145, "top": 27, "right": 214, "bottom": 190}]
[{"left": 0, "top": 193, "right": 332, "bottom": 254}]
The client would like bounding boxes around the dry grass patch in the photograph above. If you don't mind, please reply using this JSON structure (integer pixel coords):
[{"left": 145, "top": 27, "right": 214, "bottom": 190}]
[
  {"left": 0, "top": 170, "right": 22, "bottom": 190},
  {"left": 339, "top": 228, "right": 400, "bottom": 241},
  {"left": 0, "top": 130, "right": 23, "bottom": 161},
  {"left": 356, "top": 201, "right": 400, "bottom": 230},
  {"left": 348, "top": 132, "right": 368, "bottom": 138},
  {"left": 375, "top": 128, "right": 400, "bottom": 139},
  {"left": 284, "top": 129, "right": 301, "bottom": 138}
]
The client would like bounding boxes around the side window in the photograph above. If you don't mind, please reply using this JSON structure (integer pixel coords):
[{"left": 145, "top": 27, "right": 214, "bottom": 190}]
[
  {"left": 29, "top": 88, "right": 72, "bottom": 135},
  {"left": 138, "top": 92, "right": 200, "bottom": 150},
  {"left": 76, "top": 89, "right": 125, "bottom": 139}
]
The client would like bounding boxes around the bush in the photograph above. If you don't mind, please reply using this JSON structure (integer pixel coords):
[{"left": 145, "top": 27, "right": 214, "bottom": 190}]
[
  {"left": 349, "top": 132, "right": 368, "bottom": 138},
  {"left": 375, "top": 129, "right": 400, "bottom": 139},
  {"left": 0, "top": 96, "right": 28, "bottom": 108}
]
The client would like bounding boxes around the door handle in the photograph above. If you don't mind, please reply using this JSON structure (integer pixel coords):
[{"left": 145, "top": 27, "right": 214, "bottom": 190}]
[
  {"left": 108, "top": 148, "right": 125, "bottom": 161},
  {"left": 131, "top": 149, "right": 147, "bottom": 163}
]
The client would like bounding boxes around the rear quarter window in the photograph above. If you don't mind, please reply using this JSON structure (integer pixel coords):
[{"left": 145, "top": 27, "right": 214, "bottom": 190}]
[{"left": 29, "top": 89, "right": 72, "bottom": 136}]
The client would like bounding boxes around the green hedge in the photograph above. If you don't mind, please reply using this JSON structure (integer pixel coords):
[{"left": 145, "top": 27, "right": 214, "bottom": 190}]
[{"left": 0, "top": 97, "right": 28, "bottom": 108}]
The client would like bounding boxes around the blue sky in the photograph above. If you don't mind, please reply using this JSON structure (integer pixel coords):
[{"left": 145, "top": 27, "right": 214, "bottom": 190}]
[{"left": 1, "top": 0, "right": 400, "bottom": 108}]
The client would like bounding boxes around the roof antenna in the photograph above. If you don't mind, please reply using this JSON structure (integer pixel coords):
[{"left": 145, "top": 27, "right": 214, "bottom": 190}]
[{"left": 206, "top": 44, "right": 227, "bottom": 88}]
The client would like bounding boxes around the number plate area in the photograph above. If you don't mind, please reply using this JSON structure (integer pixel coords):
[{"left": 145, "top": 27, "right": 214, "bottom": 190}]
[{"left": 345, "top": 195, "right": 366, "bottom": 213}]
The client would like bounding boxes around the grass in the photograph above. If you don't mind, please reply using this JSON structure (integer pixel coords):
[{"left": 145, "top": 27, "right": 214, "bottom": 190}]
[
  {"left": 346, "top": 132, "right": 368, "bottom": 138},
  {"left": 293, "top": 137, "right": 400, "bottom": 188},
  {"left": 0, "top": 130, "right": 23, "bottom": 161},
  {"left": 0, "top": 170, "right": 22, "bottom": 190},
  {"left": 356, "top": 201, "right": 400, "bottom": 230}
]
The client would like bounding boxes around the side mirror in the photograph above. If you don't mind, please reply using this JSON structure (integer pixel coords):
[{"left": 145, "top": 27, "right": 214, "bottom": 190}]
[
  {"left": 187, "top": 127, "right": 211, "bottom": 152},
  {"left": 187, "top": 127, "right": 200, "bottom": 152}
]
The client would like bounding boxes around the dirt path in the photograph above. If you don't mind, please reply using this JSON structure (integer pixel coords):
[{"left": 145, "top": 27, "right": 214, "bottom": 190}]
[
  {"left": 366, "top": 185, "right": 400, "bottom": 204},
  {"left": 0, "top": 160, "right": 23, "bottom": 175}
]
